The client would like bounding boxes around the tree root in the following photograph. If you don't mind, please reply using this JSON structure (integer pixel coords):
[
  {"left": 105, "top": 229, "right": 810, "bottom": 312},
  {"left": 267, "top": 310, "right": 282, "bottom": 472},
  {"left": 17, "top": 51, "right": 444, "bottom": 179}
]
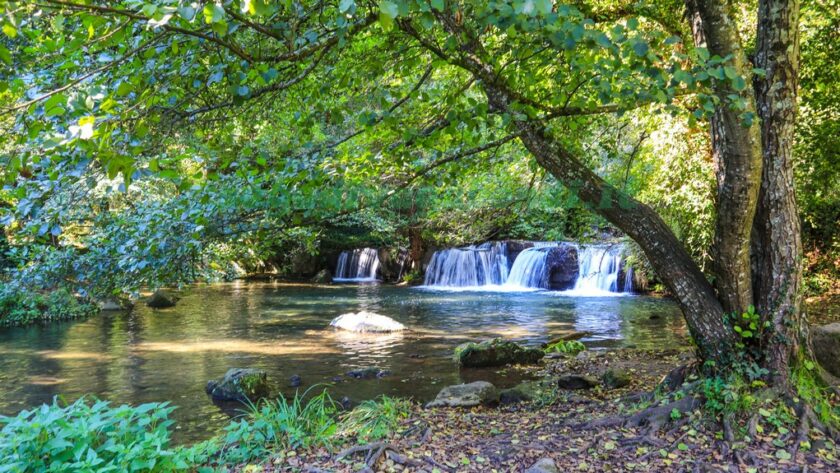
[
  {"left": 575, "top": 395, "right": 702, "bottom": 431},
  {"left": 335, "top": 441, "right": 394, "bottom": 467}
]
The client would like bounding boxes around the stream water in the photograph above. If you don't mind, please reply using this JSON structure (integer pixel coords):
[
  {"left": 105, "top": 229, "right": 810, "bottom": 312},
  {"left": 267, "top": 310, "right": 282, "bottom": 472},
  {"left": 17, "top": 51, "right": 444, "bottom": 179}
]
[{"left": 0, "top": 282, "right": 688, "bottom": 442}]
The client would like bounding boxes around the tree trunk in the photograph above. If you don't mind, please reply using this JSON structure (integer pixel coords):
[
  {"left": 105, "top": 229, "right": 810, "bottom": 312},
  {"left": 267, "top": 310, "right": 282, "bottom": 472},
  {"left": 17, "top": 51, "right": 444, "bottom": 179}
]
[
  {"left": 685, "top": 0, "right": 764, "bottom": 314},
  {"left": 752, "top": 0, "right": 804, "bottom": 387}
]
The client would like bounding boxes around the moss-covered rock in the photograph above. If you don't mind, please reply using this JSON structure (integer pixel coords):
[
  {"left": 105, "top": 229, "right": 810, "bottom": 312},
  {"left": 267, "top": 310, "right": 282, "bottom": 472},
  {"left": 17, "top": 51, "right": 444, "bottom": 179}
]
[
  {"left": 205, "top": 368, "right": 270, "bottom": 402},
  {"left": 602, "top": 368, "right": 631, "bottom": 389},
  {"left": 499, "top": 380, "right": 551, "bottom": 405},
  {"left": 311, "top": 269, "right": 332, "bottom": 284},
  {"left": 146, "top": 290, "right": 176, "bottom": 309},
  {"left": 813, "top": 323, "right": 840, "bottom": 378},
  {"left": 453, "top": 338, "right": 544, "bottom": 368}
]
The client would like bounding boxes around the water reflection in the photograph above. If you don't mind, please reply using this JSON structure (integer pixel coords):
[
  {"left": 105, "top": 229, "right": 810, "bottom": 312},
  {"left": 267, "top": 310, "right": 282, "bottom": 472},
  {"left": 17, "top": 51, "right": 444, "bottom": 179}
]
[{"left": 0, "top": 282, "right": 687, "bottom": 442}]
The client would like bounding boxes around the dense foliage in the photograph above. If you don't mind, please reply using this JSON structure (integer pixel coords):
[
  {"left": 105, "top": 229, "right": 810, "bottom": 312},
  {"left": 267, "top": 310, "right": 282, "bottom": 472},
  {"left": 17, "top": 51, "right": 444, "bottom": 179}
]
[{"left": 0, "top": 393, "right": 413, "bottom": 472}]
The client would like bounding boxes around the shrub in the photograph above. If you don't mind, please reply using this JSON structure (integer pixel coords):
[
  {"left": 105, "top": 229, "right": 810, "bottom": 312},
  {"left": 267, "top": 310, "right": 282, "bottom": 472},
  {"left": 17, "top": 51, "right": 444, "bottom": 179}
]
[
  {"left": 0, "top": 397, "right": 203, "bottom": 472},
  {"left": 0, "top": 287, "right": 97, "bottom": 326},
  {"left": 339, "top": 396, "right": 412, "bottom": 441}
]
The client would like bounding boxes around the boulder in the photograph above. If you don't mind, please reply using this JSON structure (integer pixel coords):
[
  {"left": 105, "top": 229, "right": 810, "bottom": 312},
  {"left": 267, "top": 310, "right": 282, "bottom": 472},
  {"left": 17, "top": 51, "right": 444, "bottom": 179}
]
[
  {"left": 98, "top": 298, "right": 132, "bottom": 311},
  {"left": 454, "top": 338, "right": 544, "bottom": 368},
  {"left": 557, "top": 374, "right": 599, "bottom": 390},
  {"left": 602, "top": 368, "right": 631, "bottom": 389},
  {"left": 346, "top": 367, "right": 390, "bottom": 379},
  {"left": 499, "top": 380, "right": 547, "bottom": 405},
  {"left": 206, "top": 368, "right": 270, "bottom": 402},
  {"left": 502, "top": 240, "right": 535, "bottom": 268},
  {"left": 146, "top": 290, "right": 176, "bottom": 309},
  {"left": 425, "top": 381, "right": 500, "bottom": 408},
  {"left": 525, "top": 458, "right": 559, "bottom": 473},
  {"left": 289, "top": 251, "right": 322, "bottom": 277},
  {"left": 546, "top": 245, "right": 579, "bottom": 290},
  {"left": 311, "top": 269, "right": 332, "bottom": 284},
  {"left": 812, "top": 323, "right": 840, "bottom": 378},
  {"left": 377, "top": 247, "right": 407, "bottom": 282},
  {"left": 329, "top": 312, "right": 406, "bottom": 333}
]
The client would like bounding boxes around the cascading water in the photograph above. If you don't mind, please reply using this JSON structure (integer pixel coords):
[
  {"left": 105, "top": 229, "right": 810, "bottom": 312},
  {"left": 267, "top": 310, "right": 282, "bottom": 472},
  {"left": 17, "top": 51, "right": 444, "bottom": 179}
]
[
  {"left": 334, "top": 248, "right": 380, "bottom": 281},
  {"left": 505, "top": 247, "right": 551, "bottom": 289},
  {"left": 423, "top": 242, "right": 509, "bottom": 287},
  {"left": 422, "top": 241, "right": 635, "bottom": 295},
  {"left": 623, "top": 265, "right": 634, "bottom": 293},
  {"left": 571, "top": 245, "right": 624, "bottom": 294}
]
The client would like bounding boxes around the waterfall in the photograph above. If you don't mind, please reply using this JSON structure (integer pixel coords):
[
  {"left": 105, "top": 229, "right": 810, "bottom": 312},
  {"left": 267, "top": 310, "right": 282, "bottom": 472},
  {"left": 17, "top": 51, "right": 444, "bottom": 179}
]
[
  {"left": 505, "top": 247, "right": 550, "bottom": 289},
  {"left": 334, "top": 248, "right": 380, "bottom": 281},
  {"left": 571, "top": 245, "right": 623, "bottom": 294},
  {"left": 623, "top": 265, "right": 634, "bottom": 293},
  {"left": 423, "top": 242, "right": 509, "bottom": 287}
]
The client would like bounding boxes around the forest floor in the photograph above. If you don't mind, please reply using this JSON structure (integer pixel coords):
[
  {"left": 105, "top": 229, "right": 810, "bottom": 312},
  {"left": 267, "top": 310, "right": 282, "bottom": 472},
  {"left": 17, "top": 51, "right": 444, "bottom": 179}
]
[{"left": 232, "top": 348, "right": 839, "bottom": 472}]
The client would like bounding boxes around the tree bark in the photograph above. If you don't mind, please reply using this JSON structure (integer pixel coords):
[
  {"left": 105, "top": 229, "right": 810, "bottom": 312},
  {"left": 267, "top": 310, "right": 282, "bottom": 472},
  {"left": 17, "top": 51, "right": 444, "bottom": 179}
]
[
  {"left": 685, "top": 0, "right": 764, "bottom": 314},
  {"left": 752, "top": 0, "right": 804, "bottom": 386}
]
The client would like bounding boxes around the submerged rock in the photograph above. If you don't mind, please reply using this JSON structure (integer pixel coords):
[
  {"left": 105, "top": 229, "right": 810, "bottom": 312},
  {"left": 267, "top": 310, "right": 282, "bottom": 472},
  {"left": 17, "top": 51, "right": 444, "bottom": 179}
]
[
  {"left": 346, "top": 367, "right": 390, "bottom": 379},
  {"left": 146, "top": 290, "right": 176, "bottom": 309},
  {"left": 329, "top": 311, "right": 406, "bottom": 333},
  {"left": 311, "top": 269, "right": 332, "bottom": 284},
  {"left": 289, "top": 374, "right": 302, "bottom": 388},
  {"left": 205, "top": 368, "right": 270, "bottom": 402},
  {"left": 602, "top": 368, "right": 631, "bottom": 389},
  {"left": 426, "top": 381, "right": 499, "bottom": 408},
  {"left": 813, "top": 323, "right": 840, "bottom": 378},
  {"left": 525, "top": 458, "right": 559, "bottom": 473},
  {"left": 557, "top": 374, "right": 599, "bottom": 390},
  {"left": 454, "top": 338, "right": 544, "bottom": 368}
]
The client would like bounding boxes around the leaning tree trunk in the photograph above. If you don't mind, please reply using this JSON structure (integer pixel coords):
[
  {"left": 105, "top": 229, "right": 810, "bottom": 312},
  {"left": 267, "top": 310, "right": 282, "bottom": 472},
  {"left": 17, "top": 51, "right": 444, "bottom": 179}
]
[
  {"left": 510, "top": 119, "right": 737, "bottom": 363},
  {"left": 752, "top": 0, "right": 804, "bottom": 388}
]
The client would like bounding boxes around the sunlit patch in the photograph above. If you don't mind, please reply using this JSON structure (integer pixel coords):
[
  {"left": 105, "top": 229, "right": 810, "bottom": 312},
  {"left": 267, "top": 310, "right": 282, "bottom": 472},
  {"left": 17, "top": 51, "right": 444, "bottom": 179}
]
[
  {"left": 28, "top": 375, "right": 67, "bottom": 386},
  {"left": 36, "top": 350, "right": 113, "bottom": 361},
  {"left": 133, "top": 339, "right": 340, "bottom": 356}
]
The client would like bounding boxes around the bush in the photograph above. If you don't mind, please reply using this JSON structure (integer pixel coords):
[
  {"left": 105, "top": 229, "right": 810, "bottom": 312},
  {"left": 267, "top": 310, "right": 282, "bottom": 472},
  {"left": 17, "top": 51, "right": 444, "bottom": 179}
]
[
  {"left": 339, "top": 396, "right": 412, "bottom": 441},
  {"left": 0, "top": 287, "right": 97, "bottom": 326},
  {"left": 0, "top": 397, "right": 205, "bottom": 472}
]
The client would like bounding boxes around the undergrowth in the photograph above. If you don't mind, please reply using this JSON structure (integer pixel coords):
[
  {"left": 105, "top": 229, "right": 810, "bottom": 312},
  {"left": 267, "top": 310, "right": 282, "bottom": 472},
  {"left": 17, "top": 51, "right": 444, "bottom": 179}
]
[{"left": 0, "top": 287, "right": 97, "bottom": 326}]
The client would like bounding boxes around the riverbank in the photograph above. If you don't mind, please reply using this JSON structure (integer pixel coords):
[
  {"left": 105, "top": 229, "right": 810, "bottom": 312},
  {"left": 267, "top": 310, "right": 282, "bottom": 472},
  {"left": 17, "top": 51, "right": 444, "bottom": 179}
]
[{"left": 232, "top": 348, "right": 839, "bottom": 472}]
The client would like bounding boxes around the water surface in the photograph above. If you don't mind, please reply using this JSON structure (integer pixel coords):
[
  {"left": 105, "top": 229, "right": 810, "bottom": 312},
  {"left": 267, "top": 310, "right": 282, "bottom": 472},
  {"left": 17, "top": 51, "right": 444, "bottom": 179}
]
[{"left": 0, "top": 282, "right": 688, "bottom": 441}]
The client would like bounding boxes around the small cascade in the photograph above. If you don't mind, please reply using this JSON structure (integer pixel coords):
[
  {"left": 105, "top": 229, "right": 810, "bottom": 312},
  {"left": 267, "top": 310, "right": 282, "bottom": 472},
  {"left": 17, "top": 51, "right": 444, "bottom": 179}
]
[
  {"left": 505, "top": 247, "right": 551, "bottom": 289},
  {"left": 572, "top": 245, "right": 623, "bottom": 294},
  {"left": 423, "top": 242, "right": 509, "bottom": 287},
  {"left": 623, "top": 265, "right": 634, "bottom": 293},
  {"left": 334, "top": 248, "right": 380, "bottom": 281}
]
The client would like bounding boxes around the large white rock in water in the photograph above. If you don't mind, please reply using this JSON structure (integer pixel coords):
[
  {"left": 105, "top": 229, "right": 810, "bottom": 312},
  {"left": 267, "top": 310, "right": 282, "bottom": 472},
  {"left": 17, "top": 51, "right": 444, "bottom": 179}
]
[{"left": 329, "top": 311, "right": 406, "bottom": 333}]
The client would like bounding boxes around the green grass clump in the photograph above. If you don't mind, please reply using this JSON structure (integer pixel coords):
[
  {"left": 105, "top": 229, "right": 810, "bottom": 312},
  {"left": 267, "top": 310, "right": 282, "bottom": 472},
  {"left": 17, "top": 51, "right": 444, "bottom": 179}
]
[{"left": 339, "top": 395, "right": 412, "bottom": 441}]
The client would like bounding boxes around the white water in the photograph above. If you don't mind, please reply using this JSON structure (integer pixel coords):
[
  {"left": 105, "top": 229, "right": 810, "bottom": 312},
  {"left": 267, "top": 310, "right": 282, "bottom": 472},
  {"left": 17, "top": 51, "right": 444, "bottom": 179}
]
[
  {"left": 422, "top": 241, "right": 635, "bottom": 296},
  {"left": 423, "top": 242, "right": 509, "bottom": 287},
  {"left": 334, "top": 248, "right": 381, "bottom": 281},
  {"left": 504, "top": 247, "right": 550, "bottom": 289},
  {"left": 560, "top": 245, "right": 624, "bottom": 296}
]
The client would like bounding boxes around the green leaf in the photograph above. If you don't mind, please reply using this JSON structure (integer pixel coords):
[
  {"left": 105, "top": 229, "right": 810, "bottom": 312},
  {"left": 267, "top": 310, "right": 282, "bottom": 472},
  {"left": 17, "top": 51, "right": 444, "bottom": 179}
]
[
  {"left": 203, "top": 4, "right": 225, "bottom": 24},
  {"left": 2, "top": 23, "right": 16, "bottom": 39},
  {"left": 0, "top": 45, "right": 11, "bottom": 64},
  {"left": 632, "top": 41, "right": 649, "bottom": 57},
  {"left": 431, "top": 0, "right": 445, "bottom": 12},
  {"left": 178, "top": 6, "right": 197, "bottom": 21},
  {"left": 732, "top": 76, "right": 746, "bottom": 91},
  {"left": 724, "top": 66, "right": 738, "bottom": 79},
  {"left": 379, "top": 1, "right": 398, "bottom": 19},
  {"left": 534, "top": 0, "right": 552, "bottom": 15},
  {"left": 627, "top": 18, "right": 639, "bottom": 30},
  {"left": 116, "top": 81, "right": 133, "bottom": 96},
  {"left": 775, "top": 449, "right": 792, "bottom": 460},
  {"left": 340, "top": 0, "right": 356, "bottom": 12}
]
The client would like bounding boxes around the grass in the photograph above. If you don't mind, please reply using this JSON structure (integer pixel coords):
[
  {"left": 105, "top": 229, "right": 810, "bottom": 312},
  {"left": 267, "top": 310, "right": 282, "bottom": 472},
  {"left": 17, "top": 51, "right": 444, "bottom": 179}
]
[{"left": 339, "top": 395, "right": 412, "bottom": 441}]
